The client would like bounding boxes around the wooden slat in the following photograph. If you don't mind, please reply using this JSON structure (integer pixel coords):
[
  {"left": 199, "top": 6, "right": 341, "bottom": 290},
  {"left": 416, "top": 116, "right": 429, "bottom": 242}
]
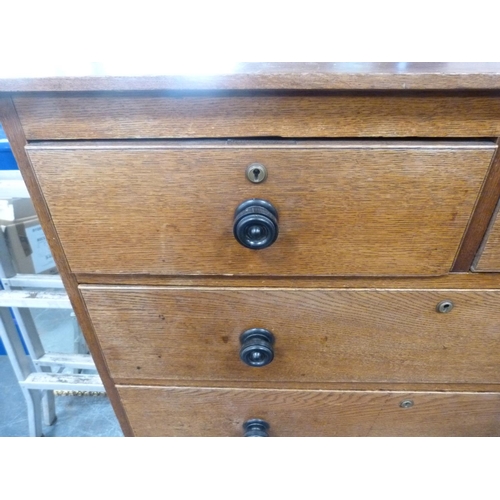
[
  {"left": 473, "top": 200, "right": 500, "bottom": 271},
  {"left": 35, "top": 353, "right": 96, "bottom": 370},
  {"left": 27, "top": 143, "right": 494, "bottom": 277},
  {"left": 20, "top": 372, "right": 103, "bottom": 391},
  {"left": 82, "top": 287, "right": 500, "bottom": 386},
  {"left": 4, "top": 274, "right": 65, "bottom": 288},
  {"left": 0, "top": 290, "right": 71, "bottom": 308},
  {"left": 0, "top": 97, "right": 133, "bottom": 436},
  {"left": 118, "top": 386, "right": 500, "bottom": 436},
  {"left": 14, "top": 93, "right": 500, "bottom": 140}
]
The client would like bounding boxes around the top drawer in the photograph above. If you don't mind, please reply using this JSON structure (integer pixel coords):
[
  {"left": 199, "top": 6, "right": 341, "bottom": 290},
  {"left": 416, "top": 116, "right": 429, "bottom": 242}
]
[
  {"left": 27, "top": 141, "right": 494, "bottom": 277},
  {"left": 14, "top": 94, "right": 500, "bottom": 140}
]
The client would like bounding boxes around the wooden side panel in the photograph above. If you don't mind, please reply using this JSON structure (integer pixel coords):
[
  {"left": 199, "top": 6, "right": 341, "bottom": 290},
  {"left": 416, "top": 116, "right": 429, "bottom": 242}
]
[
  {"left": 473, "top": 200, "right": 500, "bottom": 271},
  {"left": 14, "top": 94, "right": 500, "bottom": 140},
  {"left": 27, "top": 144, "right": 494, "bottom": 277},
  {"left": 117, "top": 386, "right": 500, "bottom": 436},
  {"left": 82, "top": 287, "right": 500, "bottom": 385},
  {"left": 0, "top": 97, "right": 133, "bottom": 436}
]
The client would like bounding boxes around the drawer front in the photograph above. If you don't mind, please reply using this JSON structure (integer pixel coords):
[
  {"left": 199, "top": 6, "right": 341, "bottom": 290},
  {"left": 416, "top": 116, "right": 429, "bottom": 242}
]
[
  {"left": 473, "top": 201, "right": 500, "bottom": 271},
  {"left": 117, "top": 386, "right": 500, "bottom": 436},
  {"left": 14, "top": 94, "right": 500, "bottom": 140},
  {"left": 82, "top": 287, "right": 500, "bottom": 385},
  {"left": 28, "top": 142, "right": 494, "bottom": 277}
]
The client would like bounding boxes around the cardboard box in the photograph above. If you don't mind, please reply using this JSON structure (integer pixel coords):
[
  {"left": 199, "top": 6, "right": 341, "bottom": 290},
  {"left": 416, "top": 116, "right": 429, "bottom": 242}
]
[{"left": 2, "top": 215, "right": 57, "bottom": 274}]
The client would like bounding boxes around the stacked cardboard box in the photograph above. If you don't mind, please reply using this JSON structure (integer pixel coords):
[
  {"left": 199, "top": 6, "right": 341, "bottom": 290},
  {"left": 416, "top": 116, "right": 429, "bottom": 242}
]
[{"left": 0, "top": 198, "right": 57, "bottom": 274}]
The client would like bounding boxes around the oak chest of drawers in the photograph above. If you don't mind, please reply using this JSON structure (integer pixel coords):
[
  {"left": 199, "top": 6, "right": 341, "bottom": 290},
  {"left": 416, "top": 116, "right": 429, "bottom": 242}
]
[{"left": 3, "top": 63, "right": 500, "bottom": 436}]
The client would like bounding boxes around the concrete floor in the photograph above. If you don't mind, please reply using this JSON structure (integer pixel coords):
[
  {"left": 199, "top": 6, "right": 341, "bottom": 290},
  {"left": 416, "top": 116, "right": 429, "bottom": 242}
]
[{"left": 0, "top": 355, "right": 122, "bottom": 437}]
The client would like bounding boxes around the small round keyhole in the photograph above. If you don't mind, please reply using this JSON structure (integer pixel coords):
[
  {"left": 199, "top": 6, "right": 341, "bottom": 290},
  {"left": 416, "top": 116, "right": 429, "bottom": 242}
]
[{"left": 246, "top": 163, "right": 267, "bottom": 183}]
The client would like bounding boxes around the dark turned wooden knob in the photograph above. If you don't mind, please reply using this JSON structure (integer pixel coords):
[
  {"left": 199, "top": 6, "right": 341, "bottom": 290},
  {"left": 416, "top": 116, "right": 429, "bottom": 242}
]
[
  {"left": 233, "top": 199, "right": 279, "bottom": 249},
  {"left": 239, "top": 328, "right": 275, "bottom": 367},
  {"left": 243, "top": 419, "right": 270, "bottom": 437}
]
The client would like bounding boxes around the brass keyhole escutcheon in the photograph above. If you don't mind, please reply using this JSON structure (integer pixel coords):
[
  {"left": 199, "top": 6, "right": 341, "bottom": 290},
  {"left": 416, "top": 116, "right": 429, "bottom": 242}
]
[{"left": 246, "top": 163, "right": 267, "bottom": 184}]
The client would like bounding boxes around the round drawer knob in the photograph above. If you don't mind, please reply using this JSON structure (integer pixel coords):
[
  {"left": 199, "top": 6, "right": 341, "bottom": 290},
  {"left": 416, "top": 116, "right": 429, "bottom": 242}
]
[
  {"left": 243, "top": 419, "right": 270, "bottom": 437},
  {"left": 233, "top": 199, "right": 279, "bottom": 250},
  {"left": 239, "top": 328, "right": 275, "bottom": 367}
]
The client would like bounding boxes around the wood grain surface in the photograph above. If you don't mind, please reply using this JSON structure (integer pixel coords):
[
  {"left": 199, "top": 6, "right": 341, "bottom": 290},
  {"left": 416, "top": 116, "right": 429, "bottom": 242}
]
[
  {"left": 82, "top": 286, "right": 500, "bottom": 385},
  {"left": 3, "top": 63, "right": 500, "bottom": 91},
  {"left": 473, "top": 200, "right": 500, "bottom": 271},
  {"left": 0, "top": 97, "right": 133, "bottom": 436},
  {"left": 117, "top": 386, "right": 500, "bottom": 436},
  {"left": 75, "top": 272, "right": 500, "bottom": 288},
  {"left": 27, "top": 142, "right": 494, "bottom": 277},
  {"left": 453, "top": 139, "right": 500, "bottom": 271},
  {"left": 6, "top": 72, "right": 500, "bottom": 438},
  {"left": 14, "top": 93, "right": 500, "bottom": 139}
]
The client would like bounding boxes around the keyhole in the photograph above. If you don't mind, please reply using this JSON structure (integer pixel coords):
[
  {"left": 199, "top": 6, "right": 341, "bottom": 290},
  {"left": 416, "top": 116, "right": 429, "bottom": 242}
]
[{"left": 245, "top": 163, "right": 267, "bottom": 183}]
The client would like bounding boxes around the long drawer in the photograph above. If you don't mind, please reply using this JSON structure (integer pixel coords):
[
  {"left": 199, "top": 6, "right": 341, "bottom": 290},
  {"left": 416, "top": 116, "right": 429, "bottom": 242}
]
[
  {"left": 82, "top": 286, "right": 500, "bottom": 385},
  {"left": 28, "top": 141, "right": 495, "bottom": 276},
  {"left": 117, "top": 386, "right": 500, "bottom": 436}
]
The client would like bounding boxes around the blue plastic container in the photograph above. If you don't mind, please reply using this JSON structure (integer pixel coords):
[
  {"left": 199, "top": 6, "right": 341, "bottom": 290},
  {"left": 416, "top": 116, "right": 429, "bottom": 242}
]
[{"left": 0, "top": 124, "right": 18, "bottom": 170}]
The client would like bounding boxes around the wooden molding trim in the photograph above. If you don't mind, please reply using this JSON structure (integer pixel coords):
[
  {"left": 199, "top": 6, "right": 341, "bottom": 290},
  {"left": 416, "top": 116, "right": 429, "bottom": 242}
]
[{"left": 75, "top": 272, "right": 500, "bottom": 289}]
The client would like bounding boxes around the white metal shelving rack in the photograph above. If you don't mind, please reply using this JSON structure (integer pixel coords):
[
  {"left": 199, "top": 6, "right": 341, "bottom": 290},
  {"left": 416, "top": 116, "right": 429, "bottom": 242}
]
[{"left": 0, "top": 170, "right": 104, "bottom": 437}]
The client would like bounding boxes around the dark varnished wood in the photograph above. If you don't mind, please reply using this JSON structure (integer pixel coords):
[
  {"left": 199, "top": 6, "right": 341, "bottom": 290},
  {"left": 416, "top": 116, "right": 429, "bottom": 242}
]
[
  {"left": 0, "top": 97, "right": 133, "bottom": 437},
  {"left": 26, "top": 142, "right": 494, "bottom": 277},
  {"left": 118, "top": 386, "right": 500, "bottom": 436},
  {"left": 82, "top": 286, "right": 500, "bottom": 385},
  {"left": 2, "top": 63, "right": 500, "bottom": 92},
  {"left": 14, "top": 93, "right": 500, "bottom": 140},
  {"left": 453, "top": 139, "right": 500, "bottom": 271}
]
